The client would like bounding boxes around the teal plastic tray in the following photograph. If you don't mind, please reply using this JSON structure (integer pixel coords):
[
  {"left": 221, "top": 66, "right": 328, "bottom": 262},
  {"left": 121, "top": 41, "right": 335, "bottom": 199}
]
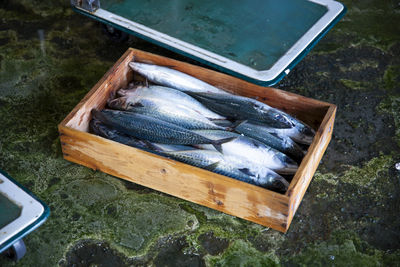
[
  {"left": 0, "top": 170, "right": 49, "bottom": 254},
  {"left": 72, "top": 0, "right": 346, "bottom": 86}
]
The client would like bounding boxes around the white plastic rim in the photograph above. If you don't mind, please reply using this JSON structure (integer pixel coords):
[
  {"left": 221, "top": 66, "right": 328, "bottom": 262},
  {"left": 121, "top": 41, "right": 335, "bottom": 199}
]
[
  {"left": 0, "top": 173, "right": 44, "bottom": 246},
  {"left": 77, "top": 0, "right": 345, "bottom": 83}
]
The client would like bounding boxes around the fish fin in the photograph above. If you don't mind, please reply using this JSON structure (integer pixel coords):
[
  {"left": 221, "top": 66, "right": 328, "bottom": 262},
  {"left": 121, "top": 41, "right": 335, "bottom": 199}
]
[
  {"left": 130, "top": 102, "right": 144, "bottom": 108},
  {"left": 268, "top": 132, "right": 283, "bottom": 139},
  {"left": 238, "top": 168, "right": 255, "bottom": 177},
  {"left": 209, "top": 119, "right": 234, "bottom": 128},
  {"left": 142, "top": 140, "right": 160, "bottom": 152},
  {"left": 117, "top": 88, "right": 128, "bottom": 97},
  {"left": 228, "top": 120, "right": 247, "bottom": 131},
  {"left": 184, "top": 91, "right": 205, "bottom": 98},
  {"left": 162, "top": 65, "right": 177, "bottom": 69},
  {"left": 107, "top": 90, "right": 116, "bottom": 107},
  {"left": 204, "top": 162, "right": 220, "bottom": 172},
  {"left": 211, "top": 137, "right": 237, "bottom": 153},
  {"left": 128, "top": 61, "right": 136, "bottom": 69}
]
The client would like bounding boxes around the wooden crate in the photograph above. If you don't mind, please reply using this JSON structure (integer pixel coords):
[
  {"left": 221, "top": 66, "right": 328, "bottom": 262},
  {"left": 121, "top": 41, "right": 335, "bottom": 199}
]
[{"left": 58, "top": 48, "right": 336, "bottom": 233}]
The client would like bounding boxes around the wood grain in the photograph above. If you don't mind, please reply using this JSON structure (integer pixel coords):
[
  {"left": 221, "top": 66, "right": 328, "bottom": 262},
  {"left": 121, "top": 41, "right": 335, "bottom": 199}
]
[{"left": 58, "top": 48, "right": 336, "bottom": 232}]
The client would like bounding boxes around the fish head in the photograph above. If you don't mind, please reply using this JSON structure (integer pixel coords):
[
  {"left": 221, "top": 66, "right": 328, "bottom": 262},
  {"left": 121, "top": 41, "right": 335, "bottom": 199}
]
[
  {"left": 107, "top": 96, "right": 136, "bottom": 110},
  {"left": 117, "top": 88, "right": 129, "bottom": 97},
  {"left": 296, "top": 124, "right": 315, "bottom": 144},
  {"left": 288, "top": 117, "right": 316, "bottom": 144},
  {"left": 268, "top": 175, "right": 289, "bottom": 193},
  {"left": 271, "top": 112, "right": 295, "bottom": 128},
  {"left": 273, "top": 152, "right": 298, "bottom": 175},
  {"left": 89, "top": 119, "right": 118, "bottom": 139},
  {"left": 89, "top": 118, "right": 102, "bottom": 134}
]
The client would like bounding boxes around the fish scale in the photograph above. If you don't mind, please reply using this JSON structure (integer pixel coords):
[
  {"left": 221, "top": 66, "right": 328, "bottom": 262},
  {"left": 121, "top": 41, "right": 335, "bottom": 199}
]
[
  {"left": 128, "top": 62, "right": 229, "bottom": 95},
  {"left": 163, "top": 149, "right": 289, "bottom": 192},
  {"left": 114, "top": 85, "right": 225, "bottom": 119},
  {"left": 233, "top": 121, "right": 306, "bottom": 160},
  {"left": 187, "top": 92, "right": 295, "bottom": 128},
  {"left": 91, "top": 109, "right": 232, "bottom": 151},
  {"left": 193, "top": 129, "right": 298, "bottom": 175}
]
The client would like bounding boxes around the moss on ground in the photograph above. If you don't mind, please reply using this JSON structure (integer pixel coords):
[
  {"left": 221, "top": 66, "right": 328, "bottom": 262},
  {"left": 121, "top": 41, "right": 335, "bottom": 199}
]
[
  {"left": 0, "top": 0, "right": 400, "bottom": 266},
  {"left": 206, "top": 240, "right": 279, "bottom": 267}
]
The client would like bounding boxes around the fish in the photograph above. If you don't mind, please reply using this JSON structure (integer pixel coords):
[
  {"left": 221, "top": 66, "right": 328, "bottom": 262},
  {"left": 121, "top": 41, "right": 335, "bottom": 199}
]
[
  {"left": 276, "top": 117, "right": 315, "bottom": 145},
  {"left": 193, "top": 130, "right": 298, "bottom": 175},
  {"left": 110, "top": 85, "right": 225, "bottom": 120},
  {"left": 89, "top": 119, "right": 157, "bottom": 151},
  {"left": 128, "top": 61, "right": 229, "bottom": 94},
  {"left": 150, "top": 143, "right": 194, "bottom": 152},
  {"left": 213, "top": 118, "right": 314, "bottom": 145},
  {"left": 109, "top": 96, "right": 226, "bottom": 130},
  {"left": 186, "top": 92, "right": 296, "bottom": 129},
  {"left": 222, "top": 120, "right": 306, "bottom": 161},
  {"left": 91, "top": 109, "right": 234, "bottom": 152},
  {"left": 247, "top": 120, "right": 314, "bottom": 145},
  {"left": 163, "top": 149, "right": 289, "bottom": 192}
]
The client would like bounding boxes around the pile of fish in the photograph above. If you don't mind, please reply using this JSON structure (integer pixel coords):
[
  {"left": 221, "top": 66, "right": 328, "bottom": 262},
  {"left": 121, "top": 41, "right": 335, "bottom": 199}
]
[{"left": 90, "top": 61, "right": 315, "bottom": 193}]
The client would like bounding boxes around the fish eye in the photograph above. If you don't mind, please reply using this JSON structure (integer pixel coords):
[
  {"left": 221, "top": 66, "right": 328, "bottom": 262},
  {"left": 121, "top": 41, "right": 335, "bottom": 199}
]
[{"left": 274, "top": 113, "right": 286, "bottom": 123}]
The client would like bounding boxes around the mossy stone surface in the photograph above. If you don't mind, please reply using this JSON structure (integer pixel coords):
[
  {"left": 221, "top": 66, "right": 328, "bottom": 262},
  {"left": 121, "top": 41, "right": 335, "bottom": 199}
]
[{"left": 1, "top": 0, "right": 400, "bottom": 266}]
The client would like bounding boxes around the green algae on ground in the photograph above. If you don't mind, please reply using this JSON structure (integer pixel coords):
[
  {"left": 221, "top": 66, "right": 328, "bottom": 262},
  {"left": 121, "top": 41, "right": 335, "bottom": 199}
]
[
  {"left": 340, "top": 154, "right": 393, "bottom": 186},
  {"left": 1, "top": 0, "right": 400, "bottom": 265},
  {"left": 206, "top": 239, "right": 279, "bottom": 267},
  {"left": 3, "top": 172, "right": 199, "bottom": 266},
  {"left": 340, "top": 79, "right": 371, "bottom": 90},
  {"left": 287, "top": 238, "right": 380, "bottom": 266},
  {"left": 383, "top": 65, "right": 400, "bottom": 92},
  {"left": 286, "top": 230, "right": 400, "bottom": 267},
  {"left": 337, "top": 0, "right": 400, "bottom": 51},
  {"left": 377, "top": 95, "right": 400, "bottom": 146}
]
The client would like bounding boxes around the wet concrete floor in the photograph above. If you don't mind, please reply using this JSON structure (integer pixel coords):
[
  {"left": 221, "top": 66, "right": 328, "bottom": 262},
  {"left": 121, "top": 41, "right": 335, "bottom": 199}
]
[{"left": 0, "top": 0, "right": 399, "bottom": 266}]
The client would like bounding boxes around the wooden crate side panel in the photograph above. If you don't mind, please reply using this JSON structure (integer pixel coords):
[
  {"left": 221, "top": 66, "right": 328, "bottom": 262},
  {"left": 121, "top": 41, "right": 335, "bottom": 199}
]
[
  {"left": 286, "top": 105, "right": 336, "bottom": 227},
  {"left": 59, "top": 125, "right": 290, "bottom": 232}
]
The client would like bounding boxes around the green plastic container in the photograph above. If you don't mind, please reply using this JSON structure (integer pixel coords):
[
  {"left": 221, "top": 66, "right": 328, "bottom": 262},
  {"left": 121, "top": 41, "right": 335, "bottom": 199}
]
[
  {"left": 0, "top": 170, "right": 50, "bottom": 259},
  {"left": 71, "top": 0, "right": 346, "bottom": 85}
]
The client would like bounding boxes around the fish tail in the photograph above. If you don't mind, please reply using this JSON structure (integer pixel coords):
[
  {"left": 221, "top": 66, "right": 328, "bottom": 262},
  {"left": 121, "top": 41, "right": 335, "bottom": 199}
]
[
  {"left": 211, "top": 137, "right": 237, "bottom": 153},
  {"left": 203, "top": 161, "right": 220, "bottom": 172},
  {"left": 228, "top": 120, "right": 247, "bottom": 131},
  {"left": 107, "top": 90, "right": 116, "bottom": 108},
  {"left": 209, "top": 119, "right": 233, "bottom": 127}
]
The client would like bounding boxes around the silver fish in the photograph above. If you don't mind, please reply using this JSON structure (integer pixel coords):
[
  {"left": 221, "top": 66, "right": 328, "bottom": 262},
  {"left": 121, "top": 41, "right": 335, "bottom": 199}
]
[
  {"left": 193, "top": 130, "right": 298, "bottom": 175},
  {"left": 212, "top": 119, "right": 314, "bottom": 145},
  {"left": 91, "top": 109, "right": 233, "bottom": 152},
  {"left": 163, "top": 149, "right": 289, "bottom": 192},
  {"left": 151, "top": 143, "right": 194, "bottom": 152},
  {"left": 109, "top": 96, "right": 226, "bottom": 130},
  {"left": 227, "top": 120, "right": 305, "bottom": 160},
  {"left": 128, "top": 61, "right": 229, "bottom": 94},
  {"left": 111, "top": 85, "right": 225, "bottom": 120},
  {"left": 248, "top": 120, "right": 314, "bottom": 145},
  {"left": 187, "top": 92, "right": 296, "bottom": 129},
  {"left": 89, "top": 119, "right": 156, "bottom": 151}
]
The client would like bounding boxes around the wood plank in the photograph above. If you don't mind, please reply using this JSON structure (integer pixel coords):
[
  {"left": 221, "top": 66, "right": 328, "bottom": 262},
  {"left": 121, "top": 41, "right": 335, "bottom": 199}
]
[
  {"left": 59, "top": 125, "right": 290, "bottom": 231},
  {"left": 285, "top": 105, "right": 336, "bottom": 227}
]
